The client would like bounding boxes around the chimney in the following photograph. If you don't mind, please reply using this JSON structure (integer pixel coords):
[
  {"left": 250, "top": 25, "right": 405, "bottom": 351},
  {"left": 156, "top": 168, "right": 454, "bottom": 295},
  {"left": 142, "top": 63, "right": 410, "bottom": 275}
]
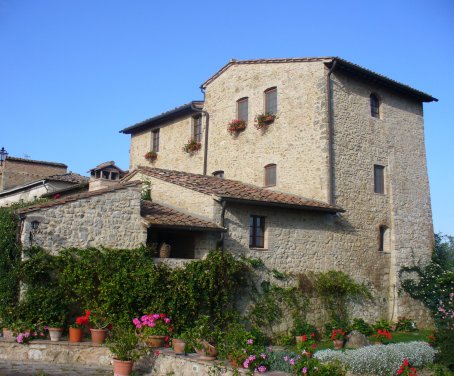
[{"left": 88, "top": 161, "right": 126, "bottom": 191}]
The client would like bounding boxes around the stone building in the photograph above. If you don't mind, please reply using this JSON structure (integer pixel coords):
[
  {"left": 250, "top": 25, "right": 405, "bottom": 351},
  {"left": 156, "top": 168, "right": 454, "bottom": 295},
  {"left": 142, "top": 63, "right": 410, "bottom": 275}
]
[
  {"left": 18, "top": 57, "right": 437, "bottom": 324},
  {"left": 0, "top": 156, "right": 68, "bottom": 192}
]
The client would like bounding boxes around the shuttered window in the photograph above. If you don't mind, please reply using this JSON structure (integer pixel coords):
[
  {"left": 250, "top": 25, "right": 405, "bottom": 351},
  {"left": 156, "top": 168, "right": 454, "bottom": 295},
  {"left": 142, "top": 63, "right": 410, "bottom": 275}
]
[
  {"left": 237, "top": 98, "right": 248, "bottom": 122},
  {"left": 264, "top": 164, "right": 277, "bottom": 187},
  {"left": 152, "top": 129, "right": 160, "bottom": 152},
  {"left": 193, "top": 116, "right": 202, "bottom": 143},
  {"left": 265, "top": 87, "right": 277, "bottom": 114},
  {"left": 370, "top": 93, "right": 380, "bottom": 118}
]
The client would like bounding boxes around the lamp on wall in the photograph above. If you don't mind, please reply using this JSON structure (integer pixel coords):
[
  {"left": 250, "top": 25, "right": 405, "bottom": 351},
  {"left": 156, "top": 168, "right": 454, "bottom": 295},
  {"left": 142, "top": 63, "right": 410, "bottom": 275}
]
[{"left": 0, "top": 147, "right": 8, "bottom": 166}]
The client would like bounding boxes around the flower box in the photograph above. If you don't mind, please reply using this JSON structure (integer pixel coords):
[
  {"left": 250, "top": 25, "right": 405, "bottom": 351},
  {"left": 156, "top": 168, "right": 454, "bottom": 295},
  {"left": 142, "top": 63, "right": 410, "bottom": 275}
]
[
  {"left": 254, "top": 113, "right": 276, "bottom": 130},
  {"left": 183, "top": 140, "right": 202, "bottom": 154},
  {"left": 227, "top": 119, "right": 247, "bottom": 135},
  {"left": 145, "top": 151, "right": 158, "bottom": 162}
]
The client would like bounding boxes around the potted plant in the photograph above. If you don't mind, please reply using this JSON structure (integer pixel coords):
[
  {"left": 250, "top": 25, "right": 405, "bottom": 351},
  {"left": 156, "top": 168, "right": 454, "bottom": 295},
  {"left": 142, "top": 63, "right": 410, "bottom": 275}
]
[
  {"left": 132, "top": 313, "right": 172, "bottom": 348},
  {"left": 89, "top": 308, "right": 110, "bottom": 344},
  {"left": 254, "top": 113, "right": 276, "bottom": 130},
  {"left": 171, "top": 336, "right": 186, "bottom": 355},
  {"left": 217, "top": 322, "right": 255, "bottom": 366},
  {"left": 331, "top": 328, "right": 347, "bottom": 350},
  {"left": 69, "top": 310, "right": 90, "bottom": 343},
  {"left": 182, "top": 139, "right": 202, "bottom": 154},
  {"left": 107, "top": 326, "right": 143, "bottom": 376},
  {"left": 183, "top": 316, "right": 220, "bottom": 360},
  {"left": 47, "top": 320, "right": 65, "bottom": 342},
  {"left": 227, "top": 119, "right": 247, "bottom": 135},
  {"left": 144, "top": 151, "right": 158, "bottom": 162}
]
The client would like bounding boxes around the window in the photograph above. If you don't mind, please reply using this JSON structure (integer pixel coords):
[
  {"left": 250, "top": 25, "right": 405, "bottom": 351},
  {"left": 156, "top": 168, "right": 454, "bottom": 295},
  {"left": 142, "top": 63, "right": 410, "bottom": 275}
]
[
  {"left": 152, "top": 129, "right": 160, "bottom": 152},
  {"left": 237, "top": 97, "right": 248, "bottom": 122},
  {"left": 374, "top": 165, "right": 385, "bottom": 194},
  {"left": 193, "top": 116, "right": 202, "bottom": 143},
  {"left": 249, "top": 215, "right": 265, "bottom": 248},
  {"left": 370, "top": 93, "right": 380, "bottom": 118},
  {"left": 212, "top": 170, "right": 224, "bottom": 178},
  {"left": 31, "top": 220, "right": 39, "bottom": 230},
  {"left": 379, "top": 225, "right": 390, "bottom": 252},
  {"left": 265, "top": 87, "right": 277, "bottom": 114},
  {"left": 264, "top": 164, "right": 277, "bottom": 187}
]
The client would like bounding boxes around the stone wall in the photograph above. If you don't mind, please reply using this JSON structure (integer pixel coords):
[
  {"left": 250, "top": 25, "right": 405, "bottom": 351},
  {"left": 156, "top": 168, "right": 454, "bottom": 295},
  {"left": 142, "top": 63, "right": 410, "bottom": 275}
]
[
  {"left": 0, "top": 181, "right": 72, "bottom": 207},
  {"left": 331, "top": 70, "right": 433, "bottom": 325},
  {"left": 129, "top": 116, "right": 205, "bottom": 174},
  {"left": 20, "top": 185, "right": 147, "bottom": 252},
  {"left": 0, "top": 159, "right": 67, "bottom": 191}
]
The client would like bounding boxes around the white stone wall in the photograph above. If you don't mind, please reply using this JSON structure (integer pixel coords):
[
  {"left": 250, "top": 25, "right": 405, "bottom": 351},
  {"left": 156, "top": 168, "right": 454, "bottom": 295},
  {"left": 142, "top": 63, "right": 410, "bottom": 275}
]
[
  {"left": 20, "top": 186, "right": 147, "bottom": 253},
  {"left": 0, "top": 181, "right": 71, "bottom": 207}
]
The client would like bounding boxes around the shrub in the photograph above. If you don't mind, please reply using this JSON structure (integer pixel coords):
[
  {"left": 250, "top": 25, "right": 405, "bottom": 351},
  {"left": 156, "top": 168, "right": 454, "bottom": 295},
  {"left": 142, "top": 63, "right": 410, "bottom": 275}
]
[
  {"left": 351, "top": 318, "right": 373, "bottom": 336},
  {"left": 314, "top": 341, "right": 436, "bottom": 376}
]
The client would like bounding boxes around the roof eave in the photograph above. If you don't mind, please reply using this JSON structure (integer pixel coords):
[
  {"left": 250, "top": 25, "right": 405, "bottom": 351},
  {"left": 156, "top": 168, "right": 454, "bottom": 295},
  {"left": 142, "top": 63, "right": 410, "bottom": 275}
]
[
  {"left": 218, "top": 196, "right": 344, "bottom": 213},
  {"left": 146, "top": 223, "right": 226, "bottom": 232}
]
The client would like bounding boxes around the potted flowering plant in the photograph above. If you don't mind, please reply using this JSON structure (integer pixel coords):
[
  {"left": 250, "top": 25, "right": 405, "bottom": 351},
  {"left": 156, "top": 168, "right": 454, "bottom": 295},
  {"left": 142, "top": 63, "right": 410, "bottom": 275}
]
[
  {"left": 182, "top": 139, "right": 202, "bottom": 154},
  {"left": 144, "top": 151, "right": 158, "bottom": 162},
  {"left": 70, "top": 310, "right": 90, "bottom": 343},
  {"left": 132, "top": 313, "right": 172, "bottom": 348},
  {"left": 254, "top": 112, "right": 276, "bottom": 130},
  {"left": 372, "top": 328, "right": 392, "bottom": 344},
  {"left": 107, "top": 326, "right": 143, "bottom": 376},
  {"left": 227, "top": 119, "right": 247, "bottom": 135},
  {"left": 182, "top": 316, "right": 220, "bottom": 360},
  {"left": 331, "top": 329, "right": 347, "bottom": 349},
  {"left": 47, "top": 317, "right": 65, "bottom": 342},
  {"left": 396, "top": 359, "right": 418, "bottom": 376},
  {"left": 89, "top": 308, "right": 110, "bottom": 344},
  {"left": 242, "top": 351, "right": 270, "bottom": 374}
]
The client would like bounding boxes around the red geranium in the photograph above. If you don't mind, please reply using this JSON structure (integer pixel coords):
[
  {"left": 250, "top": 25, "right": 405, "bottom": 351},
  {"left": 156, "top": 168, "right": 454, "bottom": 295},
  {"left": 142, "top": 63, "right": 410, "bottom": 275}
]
[
  {"left": 396, "top": 358, "right": 418, "bottom": 375},
  {"left": 73, "top": 310, "right": 90, "bottom": 328}
]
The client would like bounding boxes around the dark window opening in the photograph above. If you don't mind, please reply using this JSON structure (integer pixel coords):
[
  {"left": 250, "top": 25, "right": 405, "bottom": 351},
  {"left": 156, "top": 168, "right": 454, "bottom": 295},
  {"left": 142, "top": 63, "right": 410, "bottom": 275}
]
[
  {"left": 264, "top": 164, "right": 277, "bottom": 187},
  {"left": 193, "top": 116, "right": 202, "bottom": 143},
  {"left": 249, "top": 215, "right": 265, "bottom": 248},
  {"left": 265, "top": 87, "right": 277, "bottom": 114},
  {"left": 379, "top": 225, "right": 389, "bottom": 252},
  {"left": 111, "top": 172, "right": 118, "bottom": 180},
  {"left": 102, "top": 170, "right": 109, "bottom": 179},
  {"left": 374, "top": 165, "right": 385, "bottom": 194},
  {"left": 147, "top": 228, "right": 196, "bottom": 259},
  {"left": 237, "top": 97, "right": 248, "bottom": 122},
  {"left": 213, "top": 170, "right": 225, "bottom": 178},
  {"left": 31, "top": 220, "right": 39, "bottom": 230},
  {"left": 370, "top": 93, "right": 380, "bottom": 118},
  {"left": 152, "top": 129, "right": 160, "bottom": 152}
]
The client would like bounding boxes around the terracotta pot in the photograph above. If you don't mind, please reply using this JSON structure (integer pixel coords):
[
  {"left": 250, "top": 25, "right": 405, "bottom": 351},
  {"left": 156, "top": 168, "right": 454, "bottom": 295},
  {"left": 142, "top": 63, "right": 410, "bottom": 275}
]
[
  {"left": 90, "top": 328, "right": 108, "bottom": 344},
  {"left": 113, "top": 359, "right": 134, "bottom": 376},
  {"left": 195, "top": 340, "right": 218, "bottom": 360},
  {"left": 48, "top": 327, "right": 64, "bottom": 342},
  {"left": 2, "top": 328, "right": 14, "bottom": 339},
  {"left": 333, "top": 339, "right": 344, "bottom": 350},
  {"left": 227, "top": 354, "right": 239, "bottom": 367},
  {"left": 69, "top": 327, "right": 83, "bottom": 343},
  {"left": 172, "top": 338, "right": 186, "bottom": 354},
  {"left": 145, "top": 335, "right": 165, "bottom": 348},
  {"left": 295, "top": 335, "right": 304, "bottom": 343}
]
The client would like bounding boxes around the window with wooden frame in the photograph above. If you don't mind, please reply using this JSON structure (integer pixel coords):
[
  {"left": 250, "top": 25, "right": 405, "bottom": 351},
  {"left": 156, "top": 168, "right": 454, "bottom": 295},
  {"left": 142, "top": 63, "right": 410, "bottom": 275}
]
[
  {"left": 265, "top": 87, "right": 277, "bottom": 114},
  {"left": 152, "top": 129, "right": 160, "bottom": 152},
  {"left": 192, "top": 115, "right": 202, "bottom": 143},
  {"left": 370, "top": 93, "right": 380, "bottom": 118},
  {"left": 264, "top": 164, "right": 277, "bottom": 187},
  {"left": 237, "top": 97, "right": 248, "bottom": 122},
  {"left": 374, "top": 164, "right": 385, "bottom": 194},
  {"left": 249, "top": 215, "right": 265, "bottom": 248}
]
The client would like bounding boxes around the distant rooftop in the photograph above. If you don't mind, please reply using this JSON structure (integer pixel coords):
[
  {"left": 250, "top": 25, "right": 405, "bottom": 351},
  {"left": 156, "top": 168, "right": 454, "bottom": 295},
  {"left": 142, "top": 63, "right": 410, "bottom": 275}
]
[{"left": 5, "top": 156, "right": 67, "bottom": 168}]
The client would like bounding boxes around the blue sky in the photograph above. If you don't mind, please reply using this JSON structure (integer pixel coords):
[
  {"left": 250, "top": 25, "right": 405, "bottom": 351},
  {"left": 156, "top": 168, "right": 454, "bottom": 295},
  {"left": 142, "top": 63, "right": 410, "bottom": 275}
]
[{"left": 0, "top": 0, "right": 453, "bottom": 235}]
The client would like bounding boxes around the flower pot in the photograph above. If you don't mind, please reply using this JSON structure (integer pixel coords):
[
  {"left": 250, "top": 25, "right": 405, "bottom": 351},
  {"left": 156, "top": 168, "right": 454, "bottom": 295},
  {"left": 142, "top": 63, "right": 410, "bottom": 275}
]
[
  {"left": 90, "top": 328, "right": 108, "bottom": 344},
  {"left": 113, "top": 359, "right": 134, "bottom": 376},
  {"left": 48, "top": 327, "right": 63, "bottom": 342},
  {"left": 145, "top": 335, "right": 165, "bottom": 348},
  {"left": 159, "top": 243, "right": 171, "bottom": 258},
  {"left": 295, "top": 335, "right": 304, "bottom": 343},
  {"left": 172, "top": 338, "right": 186, "bottom": 354},
  {"left": 227, "top": 354, "right": 239, "bottom": 367},
  {"left": 69, "top": 327, "right": 83, "bottom": 343},
  {"left": 195, "top": 340, "right": 218, "bottom": 360},
  {"left": 2, "top": 328, "right": 14, "bottom": 339},
  {"left": 333, "top": 339, "right": 344, "bottom": 350}
]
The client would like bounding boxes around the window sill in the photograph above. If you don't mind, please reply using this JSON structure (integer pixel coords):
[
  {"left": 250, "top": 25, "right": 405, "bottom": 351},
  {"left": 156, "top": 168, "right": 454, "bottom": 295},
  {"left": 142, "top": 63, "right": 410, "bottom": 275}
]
[{"left": 249, "top": 247, "right": 269, "bottom": 251}]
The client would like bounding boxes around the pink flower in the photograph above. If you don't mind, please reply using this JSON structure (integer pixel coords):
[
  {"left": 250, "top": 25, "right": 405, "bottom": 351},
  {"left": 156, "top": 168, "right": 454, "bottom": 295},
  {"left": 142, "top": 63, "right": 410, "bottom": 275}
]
[
  {"left": 257, "top": 366, "right": 267, "bottom": 372},
  {"left": 247, "top": 339, "right": 254, "bottom": 344},
  {"left": 283, "top": 356, "right": 288, "bottom": 362},
  {"left": 260, "top": 353, "right": 266, "bottom": 359},
  {"left": 303, "top": 367, "right": 308, "bottom": 374},
  {"left": 164, "top": 317, "right": 171, "bottom": 324},
  {"left": 243, "top": 360, "right": 249, "bottom": 368},
  {"left": 153, "top": 314, "right": 160, "bottom": 319},
  {"left": 290, "top": 358, "right": 295, "bottom": 365},
  {"left": 17, "top": 334, "right": 24, "bottom": 343}
]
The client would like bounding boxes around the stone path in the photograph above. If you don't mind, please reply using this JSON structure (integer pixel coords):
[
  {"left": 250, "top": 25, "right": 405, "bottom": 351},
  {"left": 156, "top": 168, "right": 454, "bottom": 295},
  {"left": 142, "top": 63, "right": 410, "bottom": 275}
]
[{"left": 0, "top": 361, "right": 112, "bottom": 376}]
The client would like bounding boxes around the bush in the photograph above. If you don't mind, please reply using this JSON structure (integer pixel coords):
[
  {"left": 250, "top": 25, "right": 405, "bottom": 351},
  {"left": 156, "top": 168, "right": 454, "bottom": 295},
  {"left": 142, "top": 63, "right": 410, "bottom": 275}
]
[
  {"left": 351, "top": 318, "right": 373, "bottom": 336},
  {"left": 314, "top": 341, "right": 436, "bottom": 376}
]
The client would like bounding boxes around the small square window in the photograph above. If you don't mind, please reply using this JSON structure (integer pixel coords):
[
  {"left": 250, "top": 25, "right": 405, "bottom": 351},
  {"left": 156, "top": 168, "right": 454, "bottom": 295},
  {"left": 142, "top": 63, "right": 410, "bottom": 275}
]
[
  {"left": 249, "top": 215, "right": 265, "bottom": 248},
  {"left": 374, "top": 165, "right": 385, "bottom": 194}
]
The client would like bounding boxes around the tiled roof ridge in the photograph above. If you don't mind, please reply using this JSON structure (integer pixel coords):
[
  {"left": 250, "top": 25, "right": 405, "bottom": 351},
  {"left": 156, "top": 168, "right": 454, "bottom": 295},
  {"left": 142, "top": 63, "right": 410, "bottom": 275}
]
[
  {"left": 5, "top": 156, "right": 67, "bottom": 168},
  {"left": 17, "top": 181, "right": 141, "bottom": 214},
  {"left": 130, "top": 166, "right": 343, "bottom": 212},
  {"left": 46, "top": 172, "right": 89, "bottom": 183}
]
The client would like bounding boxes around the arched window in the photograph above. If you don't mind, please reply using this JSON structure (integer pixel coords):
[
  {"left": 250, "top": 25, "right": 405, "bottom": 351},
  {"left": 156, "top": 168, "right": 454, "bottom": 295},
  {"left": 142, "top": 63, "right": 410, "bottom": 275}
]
[
  {"left": 264, "top": 164, "right": 276, "bottom": 187},
  {"left": 265, "top": 87, "right": 277, "bottom": 114},
  {"left": 370, "top": 93, "right": 380, "bottom": 118}
]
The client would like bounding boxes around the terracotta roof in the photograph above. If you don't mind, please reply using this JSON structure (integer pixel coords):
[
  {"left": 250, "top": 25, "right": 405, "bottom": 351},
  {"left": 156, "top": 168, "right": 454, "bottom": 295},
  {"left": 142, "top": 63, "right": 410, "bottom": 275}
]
[
  {"left": 120, "top": 101, "right": 204, "bottom": 135},
  {"left": 89, "top": 161, "right": 126, "bottom": 174},
  {"left": 126, "top": 167, "right": 343, "bottom": 213},
  {"left": 141, "top": 200, "right": 224, "bottom": 231},
  {"left": 17, "top": 181, "right": 141, "bottom": 215},
  {"left": 5, "top": 156, "right": 67, "bottom": 168},
  {"left": 46, "top": 172, "right": 89, "bottom": 184},
  {"left": 201, "top": 57, "right": 437, "bottom": 102}
]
